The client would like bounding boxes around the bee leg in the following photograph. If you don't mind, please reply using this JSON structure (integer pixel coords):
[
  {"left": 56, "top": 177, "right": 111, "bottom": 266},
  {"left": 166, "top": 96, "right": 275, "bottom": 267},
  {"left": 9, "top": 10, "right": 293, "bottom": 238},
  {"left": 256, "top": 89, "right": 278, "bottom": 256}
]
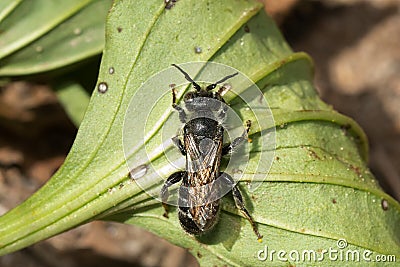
[
  {"left": 173, "top": 104, "right": 187, "bottom": 123},
  {"left": 160, "top": 171, "right": 185, "bottom": 218},
  {"left": 220, "top": 172, "right": 263, "bottom": 241},
  {"left": 217, "top": 104, "right": 228, "bottom": 122},
  {"left": 172, "top": 136, "right": 186, "bottom": 156},
  {"left": 222, "top": 120, "right": 251, "bottom": 155},
  {"left": 172, "top": 88, "right": 187, "bottom": 123}
]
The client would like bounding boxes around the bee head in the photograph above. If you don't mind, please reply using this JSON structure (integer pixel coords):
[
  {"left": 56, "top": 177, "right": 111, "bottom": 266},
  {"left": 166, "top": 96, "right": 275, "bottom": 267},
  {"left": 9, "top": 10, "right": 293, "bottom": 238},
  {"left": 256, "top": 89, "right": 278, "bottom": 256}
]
[{"left": 172, "top": 63, "right": 237, "bottom": 112}]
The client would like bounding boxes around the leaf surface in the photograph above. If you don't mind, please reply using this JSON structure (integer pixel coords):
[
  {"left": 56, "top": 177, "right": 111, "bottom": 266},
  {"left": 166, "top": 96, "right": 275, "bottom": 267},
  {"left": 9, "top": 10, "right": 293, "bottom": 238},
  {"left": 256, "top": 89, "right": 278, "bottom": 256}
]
[
  {"left": 0, "top": 0, "right": 111, "bottom": 75},
  {"left": 0, "top": 1, "right": 398, "bottom": 266}
]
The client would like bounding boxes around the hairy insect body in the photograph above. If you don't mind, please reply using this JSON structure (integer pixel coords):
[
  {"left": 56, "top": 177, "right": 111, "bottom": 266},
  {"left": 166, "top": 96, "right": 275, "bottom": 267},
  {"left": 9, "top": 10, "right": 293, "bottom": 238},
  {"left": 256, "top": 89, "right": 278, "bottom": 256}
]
[
  {"left": 178, "top": 179, "right": 220, "bottom": 233},
  {"left": 180, "top": 118, "right": 224, "bottom": 233},
  {"left": 160, "top": 64, "right": 262, "bottom": 241}
]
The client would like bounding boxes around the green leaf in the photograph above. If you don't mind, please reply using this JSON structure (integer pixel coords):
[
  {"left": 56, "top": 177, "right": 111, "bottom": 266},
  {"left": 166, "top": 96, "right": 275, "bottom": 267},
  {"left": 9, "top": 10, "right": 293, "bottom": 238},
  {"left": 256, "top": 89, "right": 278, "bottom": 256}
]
[
  {"left": 55, "top": 81, "right": 90, "bottom": 127},
  {"left": 0, "top": 0, "right": 22, "bottom": 23},
  {"left": 0, "top": 0, "right": 399, "bottom": 266},
  {"left": 0, "top": 0, "right": 111, "bottom": 75}
]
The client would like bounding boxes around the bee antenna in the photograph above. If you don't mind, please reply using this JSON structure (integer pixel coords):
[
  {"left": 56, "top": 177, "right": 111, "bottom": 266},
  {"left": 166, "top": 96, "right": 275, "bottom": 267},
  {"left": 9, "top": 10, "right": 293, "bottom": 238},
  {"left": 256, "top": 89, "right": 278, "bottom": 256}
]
[
  {"left": 206, "top": 72, "right": 239, "bottom": 91},
  {"left": 172, "top": 64, "right": 201, "bottom": 91}
]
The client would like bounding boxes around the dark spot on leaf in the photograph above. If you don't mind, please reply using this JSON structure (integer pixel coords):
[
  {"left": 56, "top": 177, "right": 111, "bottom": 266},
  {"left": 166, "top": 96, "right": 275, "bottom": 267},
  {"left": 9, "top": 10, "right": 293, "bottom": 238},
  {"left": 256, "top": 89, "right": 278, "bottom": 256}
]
[
  {"left": 308, "top": 148, "right": 321, "bottom": 160},
  {"left": 165, "top": 0, "right": 177, "bottom": 9},
  {"left": 279, "top": 59, "right": 288, "bottom": 66},
  {"left": 197, "top": 251, "right": 202, "bottom": 258},
  {"left": 349, "top": 164, "right": 362, "bottom": 177},
  {"left": 244, "top": 24, "right": 250, "bottom": 33},
  {"left": 194, "top": 46, "right": 202, "bottom": 54},
  {"left": 97, "top": 82, "right": 108, "bottom": 93},
  {"left": 332, "top": 198, "right": 337, "bottom": 204},
  {"left": 275, "top": 156, "right": 280, "bottom": 161},
  {"left": 119, "top": 182, "right": 124, "bottom": 189},
  {"left": 117, "top": 27, "right": 122, "bottom": 32},
  {"left": 302, "top": 146, "right": 321, "bottom": 160},
  {"left": 381, "top": 199, "right": 389, "bottom": 211}
]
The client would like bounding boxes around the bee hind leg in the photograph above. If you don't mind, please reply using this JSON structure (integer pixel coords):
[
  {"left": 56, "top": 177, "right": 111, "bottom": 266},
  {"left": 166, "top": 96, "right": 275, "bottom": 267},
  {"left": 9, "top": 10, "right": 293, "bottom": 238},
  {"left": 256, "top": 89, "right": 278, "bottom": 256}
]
[
  {"left": 220, "top": 172, "right": 263, "bottom": 241},
  {"left": 160, "top": 171, "right": 185, "bottom": 218}
]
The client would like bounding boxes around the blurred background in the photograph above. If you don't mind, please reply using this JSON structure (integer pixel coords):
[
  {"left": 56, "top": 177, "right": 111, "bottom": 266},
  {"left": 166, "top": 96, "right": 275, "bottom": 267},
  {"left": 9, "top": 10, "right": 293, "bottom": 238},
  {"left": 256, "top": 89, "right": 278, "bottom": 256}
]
[{"left": 0, "top": 0, "right": 399, "bottom": 266}]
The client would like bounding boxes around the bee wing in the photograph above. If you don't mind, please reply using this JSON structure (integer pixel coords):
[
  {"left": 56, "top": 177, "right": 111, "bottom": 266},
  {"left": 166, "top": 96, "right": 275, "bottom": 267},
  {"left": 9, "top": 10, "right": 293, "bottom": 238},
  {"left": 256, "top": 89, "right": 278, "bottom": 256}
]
[
  {"left": 185, "top": 134, "right": 222, "bottom": 182},
  {"left": 181, "top": 134, "right": 224, "bottom": 230}
]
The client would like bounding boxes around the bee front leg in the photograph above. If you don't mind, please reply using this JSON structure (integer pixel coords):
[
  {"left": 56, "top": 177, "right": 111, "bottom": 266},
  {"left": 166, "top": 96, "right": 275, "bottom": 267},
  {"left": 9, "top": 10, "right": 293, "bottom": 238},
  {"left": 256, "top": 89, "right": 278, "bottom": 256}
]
[
  {"left": 220, "top": 172, "right": 263, "bottom": 241},
  {"left": 172, "top": 88, "right": 187, "bottom": 123},
  {"left": 160, "top": 171, "right": 185, "bottom": 218}
]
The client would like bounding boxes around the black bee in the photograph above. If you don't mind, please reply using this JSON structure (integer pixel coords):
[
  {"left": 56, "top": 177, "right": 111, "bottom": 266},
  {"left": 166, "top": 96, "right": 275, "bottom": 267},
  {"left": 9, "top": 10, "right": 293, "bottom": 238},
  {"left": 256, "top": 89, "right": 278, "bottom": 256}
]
[{"left": 160, "top": 64, "right": 262, "bottom": 241}]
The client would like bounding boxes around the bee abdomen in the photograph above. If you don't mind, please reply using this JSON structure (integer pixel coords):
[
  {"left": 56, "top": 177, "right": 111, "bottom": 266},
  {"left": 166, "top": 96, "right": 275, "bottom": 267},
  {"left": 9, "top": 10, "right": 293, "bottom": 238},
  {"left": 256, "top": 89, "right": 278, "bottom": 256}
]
[{"left": 178, "top": 202, "right": 220, "bottom": 235}]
